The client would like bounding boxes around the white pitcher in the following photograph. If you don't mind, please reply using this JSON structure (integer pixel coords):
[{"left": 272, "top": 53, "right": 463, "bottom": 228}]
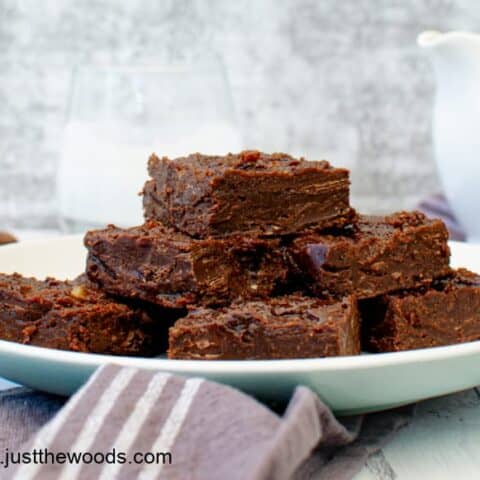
[{"left": 418, "top": 31, "right": 480, "bottom": 241}]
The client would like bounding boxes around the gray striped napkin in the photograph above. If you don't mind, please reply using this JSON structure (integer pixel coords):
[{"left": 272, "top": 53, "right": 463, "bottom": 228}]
[{"left": 0, "top": 365, "right": 410, "bottom": 480}]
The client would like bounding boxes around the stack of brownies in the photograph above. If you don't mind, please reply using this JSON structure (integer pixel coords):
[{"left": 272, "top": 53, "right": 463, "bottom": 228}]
[
  {"left": 2, "top": 150, "right": 480, "bottom": 358},
  {"left": 83, "top": 150, "right": 478, "bottom": 359}
]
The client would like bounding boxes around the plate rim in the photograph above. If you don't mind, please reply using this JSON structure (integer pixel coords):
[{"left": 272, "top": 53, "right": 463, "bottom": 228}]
[{"left": 1, "top": 336, "right": 480, "bottom": 374}]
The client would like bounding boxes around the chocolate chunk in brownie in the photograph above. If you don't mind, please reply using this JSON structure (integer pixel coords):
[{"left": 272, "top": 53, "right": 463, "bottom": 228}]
[
  {"left": 168, "top": 294, "right": 360, "bottom": 360},
  {"left": 361, "top": 268, "right": 480, "bottom": 352},
  {"left": 0, "top": 273, "right": 172, "bottom": 356},
  {"left": 143, "top": 150, "right": 355, "bottom": 237},
  {"left": 288, "top": 211, "right": 451, "bottom": 299},
  {"left": 85, "top": 221, "right": 289, "bottom": 309}
]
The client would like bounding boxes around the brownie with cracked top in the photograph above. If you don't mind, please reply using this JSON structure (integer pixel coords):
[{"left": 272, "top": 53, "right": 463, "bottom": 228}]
[
  {"left": 168, "top": 294, "right": 360, "bottom": 360},
  {"left": 288, "top": 211, "right": 451, "bottom": 299},
  {"left": 143, "top": 150, "right": 355, "bottom": 238}
]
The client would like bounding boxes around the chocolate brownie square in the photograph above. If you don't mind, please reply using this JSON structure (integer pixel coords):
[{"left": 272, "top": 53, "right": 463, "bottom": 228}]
[
  {"left": 289, "top": 211, "right": 450, "bottom": 299},
  {"left": 362, "top": 268, "right": 480, "bottom": 352},
  {"left": 168, "top": 294, "right": 360, "bottom": 360},
  {"left": 85, "top": 221, "right": 289, "bottom": 309},
  {"left": 143, "top": 150, "right": 355, "bottom": 237},
  {"left": 0, "top": 273, "right": 167, "bottom": 355}
]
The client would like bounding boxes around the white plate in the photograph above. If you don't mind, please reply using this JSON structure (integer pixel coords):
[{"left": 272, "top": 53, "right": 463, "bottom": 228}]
[{"left": 0, "top": 236, "right": 479, "bottom": 415}]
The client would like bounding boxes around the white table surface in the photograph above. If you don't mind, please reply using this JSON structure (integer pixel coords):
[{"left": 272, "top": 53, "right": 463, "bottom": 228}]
[
  {"left": 354, "top": 388, "right": 480, "bottom": 480},
  {"left": 4, "top": 230, "right": 480, "bottom": 478}
]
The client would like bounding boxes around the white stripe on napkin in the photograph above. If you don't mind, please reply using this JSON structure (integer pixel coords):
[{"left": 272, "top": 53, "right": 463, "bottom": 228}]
[
  {"left": 57, "top": 368, "right": 137, "bottom": 480},
  {"left": 138, "top": 377, "right": 204, "bottom": 480},
  {"left": 13, "top": 366, "right": 113, "bottom": 480},
  {"left": 97, "top": 373, "right": 172, "bottom": 480}
]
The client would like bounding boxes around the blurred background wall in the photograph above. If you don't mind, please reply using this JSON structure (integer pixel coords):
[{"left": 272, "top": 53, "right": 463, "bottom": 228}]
[{"left": 0, "top": 0, "right": 477, "bottom": 228}]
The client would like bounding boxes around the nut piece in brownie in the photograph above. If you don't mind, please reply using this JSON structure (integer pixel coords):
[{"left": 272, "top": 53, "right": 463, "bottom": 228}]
[
  {"left": 0, "top": 273, "right": 166, "bottom": 356},
  {"left": 85, "top": 221, "right": 289, "bottom": 309},
  {"left": 289, "top": 211, "right": 451, "bottom": 299},
  {"left": 143, "top": 150, "right": 355, "bottom": 237},
  {"left": 168, "top": 294, "right": 360, "bottom": 360},
  {"left": 361, "top": 268, "right": 480, "bottom": 352}
]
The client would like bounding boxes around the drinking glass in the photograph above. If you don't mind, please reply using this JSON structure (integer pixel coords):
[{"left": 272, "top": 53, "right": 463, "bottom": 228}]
[{"left": 57, "top": 56, "right": 242, "bottom": 232}]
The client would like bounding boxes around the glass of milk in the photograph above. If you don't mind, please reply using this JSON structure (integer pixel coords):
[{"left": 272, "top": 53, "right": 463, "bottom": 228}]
[{"left": 57, "top": 56, "right": 242, "bottom": 232}]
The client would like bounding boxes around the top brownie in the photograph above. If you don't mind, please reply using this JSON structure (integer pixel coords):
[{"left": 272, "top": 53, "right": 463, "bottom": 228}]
[
  {"left": 289, "top": 211, "right": 451, "bottom": 299},
  {"left": 143, "top": 150, "right": 354, "bottom": 238}
]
